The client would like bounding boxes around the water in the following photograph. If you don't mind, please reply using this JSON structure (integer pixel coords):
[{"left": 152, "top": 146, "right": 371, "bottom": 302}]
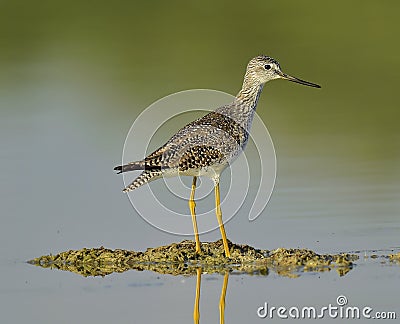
[{"left": 1, "top": 1, "right": 399, "bottom": 323}]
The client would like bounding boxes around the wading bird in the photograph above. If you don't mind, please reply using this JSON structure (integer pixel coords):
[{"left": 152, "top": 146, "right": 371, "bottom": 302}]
[{"left": 115, "top": 55, "right": 320, "bottom": 257}]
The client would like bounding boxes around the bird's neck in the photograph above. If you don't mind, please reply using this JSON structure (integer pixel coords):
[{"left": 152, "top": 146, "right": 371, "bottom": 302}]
[
  {"left": 213, "top": 84, "right": 264, "bottom": 133},
  {"left": 236, "top": 84, "right": 264, "bottom": 111},
  {"left": 214, "top": 83, "right": 264, "bottom": 133}
]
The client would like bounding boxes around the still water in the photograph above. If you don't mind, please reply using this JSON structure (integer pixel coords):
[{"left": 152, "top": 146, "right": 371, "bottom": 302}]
[{"left": 1, "top": 1, "right": 399, "bottom": 323}]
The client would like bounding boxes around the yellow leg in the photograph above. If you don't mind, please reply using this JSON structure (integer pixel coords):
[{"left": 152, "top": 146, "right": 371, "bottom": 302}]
[
  {"left": 215, "top": 183, "right": 230, "bottom": 257},
  {"left": 193, "top": 268, "right": 201, "bottom": 324},
  {"left": 219, "top": 272, "right": 229, "bottom": 324},
  {"left": 189, "top": 176, "right": 201, "bottom": 253}
]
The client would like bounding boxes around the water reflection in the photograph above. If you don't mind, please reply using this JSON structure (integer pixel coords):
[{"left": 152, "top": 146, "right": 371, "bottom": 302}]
[
  {"left": 26, "top": 247, "right": 400, "bottom": 323},
  {"left": 193, "top": 269, "right": 229, "bottom": 324}
]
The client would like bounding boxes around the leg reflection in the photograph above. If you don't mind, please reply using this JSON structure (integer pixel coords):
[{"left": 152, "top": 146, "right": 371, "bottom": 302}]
[
  {"left": 192, "top": 269, "right": 229, "bottom": 324},
  {"left": 219, "top": 272, "right": 229, "bottom": 324},
  {"left": 193, "top": 268, "right": 201, "bottom": 324}
]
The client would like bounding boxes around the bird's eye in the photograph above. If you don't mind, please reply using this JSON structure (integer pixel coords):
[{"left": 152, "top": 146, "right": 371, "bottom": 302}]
[{"left": 264, "top": 64, "right": 271, "bottom": 70}]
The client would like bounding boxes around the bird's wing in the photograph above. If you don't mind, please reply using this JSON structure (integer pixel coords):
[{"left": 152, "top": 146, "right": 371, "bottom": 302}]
[
  {"left": 142, "top": 110, "right": 246, "bottom": 169},
  {"left": 176, "top": 144, "right": 225, "bottom": 172}
]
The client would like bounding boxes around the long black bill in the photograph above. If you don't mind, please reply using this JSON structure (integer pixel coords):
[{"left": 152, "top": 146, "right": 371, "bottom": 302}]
[{"left": 279, "top": 71, "right": 321, "bottom": 88}]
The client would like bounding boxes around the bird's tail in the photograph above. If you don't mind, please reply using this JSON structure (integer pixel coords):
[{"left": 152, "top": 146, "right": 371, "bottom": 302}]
[
  {"left": 122, "top": 170, "right": 163, "bottom": 192},
  {"left": 114, "top": 161, "right": 145, "bottom": 174}
]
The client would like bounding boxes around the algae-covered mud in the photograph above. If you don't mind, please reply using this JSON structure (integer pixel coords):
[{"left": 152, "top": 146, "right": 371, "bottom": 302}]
[
  {"left": 388, "top": 252, "right": 400, "bottom": 264},
  {"left": 28, "top": 240, "right": 359, "bottom": 277}
]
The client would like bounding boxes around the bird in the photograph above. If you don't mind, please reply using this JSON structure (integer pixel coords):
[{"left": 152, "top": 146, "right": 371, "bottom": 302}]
[{"left": 114, "top": 55, "right": 321, "bottom": 258}]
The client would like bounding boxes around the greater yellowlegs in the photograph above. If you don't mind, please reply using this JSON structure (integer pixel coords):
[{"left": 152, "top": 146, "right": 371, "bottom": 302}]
[{"left": 115, "top": 55, "right": 321, "bottom": 257}]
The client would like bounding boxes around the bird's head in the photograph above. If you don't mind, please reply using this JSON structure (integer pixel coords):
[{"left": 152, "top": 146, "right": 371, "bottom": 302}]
[{"left": 243, "top": 55, "right": 321, "bottom": 89}]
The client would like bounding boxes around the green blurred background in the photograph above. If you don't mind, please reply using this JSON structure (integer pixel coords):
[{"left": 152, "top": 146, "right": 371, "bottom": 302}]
[
  {"left": 2, "top": 1, "right": 399, "bottom": 155},
  {"left": 1, "top": 0, "right": 399, "bottom": 248}
]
